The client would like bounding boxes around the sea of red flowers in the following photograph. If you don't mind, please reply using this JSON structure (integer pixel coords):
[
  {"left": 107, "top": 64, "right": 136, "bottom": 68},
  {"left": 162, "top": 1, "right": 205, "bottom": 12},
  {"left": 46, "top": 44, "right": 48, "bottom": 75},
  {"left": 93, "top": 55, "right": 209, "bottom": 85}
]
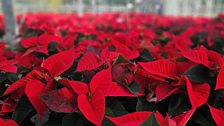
[{"left": 0, "top": 13, "right": 224, "bottom": 126}]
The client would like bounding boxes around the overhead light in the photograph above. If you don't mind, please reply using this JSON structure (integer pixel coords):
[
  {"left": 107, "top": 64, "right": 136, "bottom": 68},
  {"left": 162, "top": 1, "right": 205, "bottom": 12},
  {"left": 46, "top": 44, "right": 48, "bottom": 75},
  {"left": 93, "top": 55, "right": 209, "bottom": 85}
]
[
  {"left": 135, "top": 0, "right": 142, "bottom": 4},
  {"left": 126, "top": 3, "right": 133, "bottom": 9}
]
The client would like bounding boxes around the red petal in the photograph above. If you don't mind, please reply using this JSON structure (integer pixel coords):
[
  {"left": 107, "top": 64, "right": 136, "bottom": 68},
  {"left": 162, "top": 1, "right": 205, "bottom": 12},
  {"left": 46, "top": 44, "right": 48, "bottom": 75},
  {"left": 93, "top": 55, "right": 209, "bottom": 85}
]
[
  {"left": 25, "top": 80, "right": 47, "bottom": 116},
  {"left": 216, "top": 63, "right": 224, "bottom": 90},
  {"left": 76, "top": 52, "right": 104, "bottom": 72},
  {"left": 41, "top": 88, "right": 77, "bottom": 113},
  {"left": 0, "top": 64, "right": 17, "bottom": 73},
  {"left": 172, "top": 108, "right": 196, "bottom": 126},
  {"left": 181, "top": 47, "right": 209, "bottom": 67},
  {"left": 0, "top": 118, "right": 18, "bottom": 126},
  {"left": 207, "top": 50, "right": 223, "bottom": 68},
  {"left": 36, "top": 47, "right": 49, "bottom": 55},
  {"left": 111, "top": 40, "right": 139, "bottom": 60},
  {"left": 16, "top": 52, "right": 41, "bottom": 68},
  {"left": 100, "top": 48, "right": 119, "bottom": 61},
  {"left": 155, "top": 83, "right": 179, "bottom": 101},
  {"left": 59, "top": 79, "right": 88, "bottom": 95},
  {"left": 185, "top": 76, "right": 210, "bottom": 108},
  {"left": 107, "top": 111, "right": 152, "bottom": 125},
  {"left": 20, "top": 37, "right": 38, "bottom": 48},
  {"left": 20, "top": 36, "right": 49, "bottom": 55},
  {"left": 90, "top": 69, "right": 112, "bottom": 93},
  {"left": 0, "top": 60, "right": 17, "bottom": 73},
  {"left": 119, "top": 122, "right": 142, "bottom": 126},
  {"left": 90, "top": 69, "right": 136, "bottom": 97},
  {"left": 38, "top": 34, "right": 63, "bottom": 45},
  {"left": 209, "top": 105, "right": 224, "bottom": 126},
  {"left": 174, "top": 36, "right": 192, "bottom": 52},
  {"left": 22, "top": 47, "right": 38, "bottom": 57},
  {"left": 136, "top": 66, "right": 166, "bottom": 82},
  {"left": 43, "top": 50, "right": 78, "bottom": 77},
  {"left": 3, "top": 70, "right": 45, "bottom": 96},
  {"left": 78, "top": 91, "right": 105, "bottom": 126},
  {"left": 161, "top": 114, "right": 177, "bottom": 126},
  {"left": 0, "top": 98, "right": 16, "bottom": 113},
  {"left": 139, "top": 59, "right": 177, "bottom": 79}
]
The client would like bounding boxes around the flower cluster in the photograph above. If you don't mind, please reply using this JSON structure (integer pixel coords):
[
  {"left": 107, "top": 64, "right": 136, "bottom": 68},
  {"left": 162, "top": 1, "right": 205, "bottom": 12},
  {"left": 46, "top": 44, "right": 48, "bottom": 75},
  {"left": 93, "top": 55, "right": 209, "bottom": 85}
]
[{"left": 0, "top": 13, "right": 224, "bottom": 126}]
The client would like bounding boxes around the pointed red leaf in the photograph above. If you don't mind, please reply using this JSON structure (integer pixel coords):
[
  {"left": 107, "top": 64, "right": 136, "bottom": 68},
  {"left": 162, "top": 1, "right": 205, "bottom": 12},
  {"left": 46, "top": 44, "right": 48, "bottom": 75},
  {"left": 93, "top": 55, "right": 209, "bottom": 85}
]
[
  {"left": 90, "top": 69, "right": 136, "bottom": 97},
  {"left": 181, "top": 47, "right": 209, "bottom": 67},
  {"left": 155, "top": 83, "right": 179, "bottom": 101},
  {"left": 172, "top": 108, "right": 196, "bottom": 126},
  {"left": 136, "top": 66, "right": 166, "bottom": 82},
  {"left": 38, "top": 33, "right": 63, "bottom": 46},
  {"left": 78, "top": 91, "right": 105, "bottom": 126},
  {"left": 0, "top": 60, "right": 17, "bottom": 73},
  {"left": 185, "top": 76, "right": 210, "bottom": 108},
  {"left": 15, "top": 52, "right": 42, "bottom": 68},
  {"left": 107, "top": 111, "right": 152, "bottom": 125},
  {"left": 100, "top": 48, "right": 119, "bottom": 61},
  {"left": 118, "top": 122, "right": 143, "bottom": 126},
  {"left": 90, "top": 69, "right": 112, "bottom": 93},
  {"left": 139, "top": 59, "right": 177, "bottom": 79},
  {"left": 20, "top": 36, "right": 38, "bottom": 48},
  {"left": 216, "top": 63, "right": 224, "bottom": 90},
  {"left": 25, "top": 80, "right": 47, "bottom": 116},
  {"left": 111, "top": 40, "right": 139, "bottom": 60},
  {"left": 0, "top": 118, "right": 18, "bottom": 126},
  {"left": 174, "top": 35, "right": 192, "bottom": 52},
  {"left": 209, "top": 105, "right": 224, "bottom": 126},
  {"left": 43, "top": 50, "right": 79, "bottom": 77},
  {"left": 107, "top": 111, "right": 163, "bottom": 125},
  {"left": 20, "top": 36, "right": 50, "bottom": 55},
  {"left": 207, "top": 50, "right": 223, "bottom": 69},
  {"left": 22, "top": 47, "right": 39, "bottom": 57},
  {"left": 3, "top": 70, "right": 46, "bottom": 96},
  {"left": 36, "top": 34, "right": 62, "bottom": 55},
  {"left": 40, "top": 88, "right": 77, "bottom": 113},
  {"left": 161, "top": 114, "right": 177, "bottom": 126},
  {"left": 0, "top": 98, "right": 16, "bottom": 113},
  {"left": 59, "top": 35, "right": 77, "bottom": 50},
  {"left": 58, "top": 79, "right": 88, "bottom": 95},
  {"left": 76, "top": 52, "right": 104, "bottom": 72}
]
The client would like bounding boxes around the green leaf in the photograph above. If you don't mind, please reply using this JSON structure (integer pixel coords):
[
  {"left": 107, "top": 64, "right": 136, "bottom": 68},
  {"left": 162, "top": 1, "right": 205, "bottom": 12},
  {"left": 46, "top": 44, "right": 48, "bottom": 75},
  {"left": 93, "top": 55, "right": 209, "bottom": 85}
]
[
  {"left": 126, "top": 81, "right": 141, "bottom": 96},
  {"left": 168, "top": 94, "right": 191, "bottom": 116},
  {"left": 62, "top": 113, "right": 88, "bottom": 126},
  {"left": 48, "top": 42, "right": 58, "bottom": 55},
  {"left": 30, "top": 109, "right": 50, "bottom": 126},
  {"left": 105, "top": 108, "right": 114, "bottom": 116},
  {"left": 107, "top": 99, "right": 128, "bottom": 116},
  {"left": 191, "top": 105, "right": 216, "bottom": 126},
  {"left": 175, "top": 57, "right": 189, "bottom": 62},
  {"left": 183, "top": 65, "right": 216, "bottom": 83},
  {"left": 74, "top": 33, "right": 87, "bottom": 46},
  {"left": 140, "top": 49, "right": 153, "bottom": 61},
  {"left": 140, "top": 113, "right": 160, "bottom": 126},
  {"left": 0, "top": 72, "right": 6, "bottom": 83},
  {"left": 211, "top": 90, "right": 224, "bottom": 108},
  {"left": 15, "top": 44, "right": 26, "bottom": 52},
  {"left": 6, "top": 72, "right": 19, "bottom": 82},
  {"left": 44, "top": 113, "right": 65, "bottom": 126},
  {"left": 102, "top": 117, "right": 115, "bottom": 126},
  {"left": 136, "top": 97, "right": 155, "bottom": 111},
  {"left": 12, "top": 95, "right": 34, "bottom": 124},
  {"left": 113, "top": 54, "right": 130, "bottom": 64},
  {"left": 62, "top": 57, "right": 81, "bottom": 79}
]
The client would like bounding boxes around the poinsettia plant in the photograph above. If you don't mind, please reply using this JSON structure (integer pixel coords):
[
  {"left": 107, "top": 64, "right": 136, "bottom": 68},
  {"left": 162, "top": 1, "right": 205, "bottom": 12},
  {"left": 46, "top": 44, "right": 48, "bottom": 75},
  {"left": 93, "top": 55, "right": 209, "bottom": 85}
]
[{"left": 0, "top": 13, "right": 224, "bottom": 126}]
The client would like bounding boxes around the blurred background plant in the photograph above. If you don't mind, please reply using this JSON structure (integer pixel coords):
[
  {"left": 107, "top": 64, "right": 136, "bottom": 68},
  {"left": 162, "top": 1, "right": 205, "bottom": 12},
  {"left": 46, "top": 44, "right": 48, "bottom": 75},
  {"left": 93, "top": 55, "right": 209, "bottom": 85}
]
[
  {"left": 0, "top": 0, "right": 224, "bottom": 17},
  {"left": 0, "top": 0, "right": 224, "bottom": 48}
]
